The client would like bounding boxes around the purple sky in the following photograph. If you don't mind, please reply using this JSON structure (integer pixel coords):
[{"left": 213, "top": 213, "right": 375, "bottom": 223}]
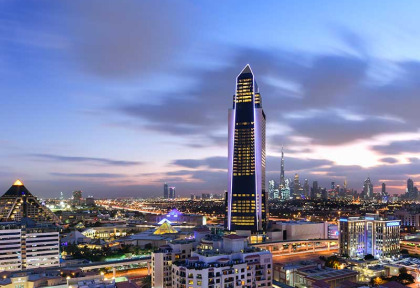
[{"left": 1, "top": 1, "right": 420, "bottom": 198}]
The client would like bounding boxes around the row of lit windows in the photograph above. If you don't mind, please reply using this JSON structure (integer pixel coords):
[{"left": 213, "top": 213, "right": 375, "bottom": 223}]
[
  {"left": 233, "top": 194, "right": 255, "bottom": 197},
  {"left": 236, "top": 122, "right": 254, "bottom": 126}
]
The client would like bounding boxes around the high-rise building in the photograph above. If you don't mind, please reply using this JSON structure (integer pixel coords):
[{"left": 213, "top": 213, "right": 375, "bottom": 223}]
[
  {"left": 280, "top": 147, "right": 285, "bottom": 189},
  {"left": 0, "top": 219, "right": 59, "bottom": 271},
  {"left": 226, "top": 65, "right": 267, "bottom": 233},
  {"left": 303, "top": 179, "right": 309, "bottom": 198},
  {"left": 0, "top": 180, "right": 59, "bottom": 224},
  {"left": 339, "top": 214, "right": 400, "bottom": 259},
  {"left": 169, "top": 187, "right": 176, "bottom": 199},
  {"left": 293, "top": 174, "right": 300, "bottom": 198},
  {"left": 268, "top": 180, "right": 277, "bottom": 200},
  {"left": 72, "top": 190, "right": 82, "bottom": 206},
  {"left": 343, "top": 179, "right": 347, "bottom": 190},
  {"left": 311, "top": 181, "right": 319, "bottom": 199},
  {"left": 363, "top": 177, "right": 373, "bottom": 199},
  {"left": 407, "top": 178, "right": 414, "bottom": 193},
  {"left": 164, "top": 183, "right": 169, "bottom": 199}
]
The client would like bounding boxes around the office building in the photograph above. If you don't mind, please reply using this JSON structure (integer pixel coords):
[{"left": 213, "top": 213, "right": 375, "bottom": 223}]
[
  {"left": 268, "top": 180, "right": 277, "bottom": 200},
  {"left": 72, "top": 190, "right": 83, "bottom": 206},
  {"left": 280, "top": 147, "right": 285, "bottom": 189},
  {"left": 226, "top": 65, "right": 267, "bottom": 233},
  {"left": 339, "top": 214, "right": 400, "bottom": 259},
  {"left": 164, "top": 183, "right": 169, "bottom": 199},
  {"left": 293, "top": 174, "right": 300, "bottom": 197},
  {"left": 169, "top": 187, "right": 176, "bottom": 199},
  {"left": 311, "top": 181, "right": 319, "bottom": 200},
  {"left": 0, "top": 180, "right": 59, "bottom": 224},
  {"left": 171, "top": 235, "right": 272, "bottom": 288},
  {"left": 303, "top": 179, "right": 309, "bottom": 198},
  {"left": 363, "top": 177, "right": 373, "bottom": 199},
  {"left": 395, "top": 210, "right": 420, "bottom": 230},
  {"left": 0, "top": 219, "right": 60, "bottom": 271}
]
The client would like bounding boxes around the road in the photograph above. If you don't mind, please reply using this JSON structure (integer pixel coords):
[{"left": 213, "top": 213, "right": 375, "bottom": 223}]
[
  {"left": 272, "top": 249, "right": 338, "bottom": 263},
  {"left": 104, "top": 267, "right": 149, "bottom": 279}
]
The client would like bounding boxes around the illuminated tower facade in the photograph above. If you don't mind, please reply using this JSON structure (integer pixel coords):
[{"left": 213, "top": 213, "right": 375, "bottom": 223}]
[
  {"left": 280, "top": 147, "right": 285, "bottom": 189},
  {"left": 226, "top": 64, "right": 267, "bottom": 233}
]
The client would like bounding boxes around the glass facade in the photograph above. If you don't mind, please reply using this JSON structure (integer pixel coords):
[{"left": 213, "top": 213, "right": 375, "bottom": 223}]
[{"left": 226, "top": 65, "right": 267, "bottom": 233}]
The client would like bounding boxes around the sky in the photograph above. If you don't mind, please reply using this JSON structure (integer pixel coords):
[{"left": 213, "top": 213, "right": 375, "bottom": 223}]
[{"left": 1, "top": 1, "right": 420, "bottom": 198}]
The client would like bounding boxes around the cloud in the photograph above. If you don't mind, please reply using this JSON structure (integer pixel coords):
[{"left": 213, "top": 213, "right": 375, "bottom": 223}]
[
  {"left": 380, "top": 157, "right": 399, "bottom": 164},
  {"left": 30, "top": 154, "right": 141, "bottom": 166},
  {"left": 172, "top": 156, "right": 227, "bottom": 169},
  {"left": 287, "top": 111, "right": 411, "bottom": 145},
  {"left": 65, "top": 1, "right": 198, "bottom": 78},
  {"left": 51, "top": 172, "right": 125, "bottom": 178},
  {"left": 373, "top": 140, "right": 420, "bottom": 155}
]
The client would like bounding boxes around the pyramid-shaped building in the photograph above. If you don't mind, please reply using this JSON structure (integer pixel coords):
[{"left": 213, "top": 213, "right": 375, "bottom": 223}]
[
  {"left": 0, "top": 180, "right": 60, "bottom": 224},
  {"left": 153, "top": 219, "right": 178, "bottom": 235}
]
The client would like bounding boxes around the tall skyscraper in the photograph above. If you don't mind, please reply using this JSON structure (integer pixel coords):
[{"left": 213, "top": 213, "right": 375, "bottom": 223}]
[
  {"left": 381, "top": 183, "right": 386, "bottom": 194},
  {"left": 303, "top": 179, "right": 309, "bottom": 198},
  {"left": 311, "top": 181, "right": 319, "bottom": 199},
  {"left": 169, "top": 187, "right": 176, "bottom": 199},
  {"left": 163, "top": 183, "right": 169, "bottom": 199},
  {"left": 72, "top": 190, "right": 82, "bottom": 205},
  {"left": 268, "top": 180, "right": 277, "bottom": 199},
  {"left": 293, "top": 173, "right": 300, "bottom": 198},
  {"left": 226, "top": 64, "right": 267, "bottom": 233},
  {"left": 363, "top": 177, "right": 373, "bottom": 199},
  {"left": 280, "top": 147, "right": 285, "bottom": 188}
]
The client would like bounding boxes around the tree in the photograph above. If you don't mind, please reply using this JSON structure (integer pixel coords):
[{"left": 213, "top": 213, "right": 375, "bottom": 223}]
[
  {"left": 325, "top": 256, "right": 340, "bottom": 269},
  {"left": 397, "top": 267, "right": 415, "bottom": 284},
  {"left": 364, "top": 254, "right": 375, "bottom": 260}
]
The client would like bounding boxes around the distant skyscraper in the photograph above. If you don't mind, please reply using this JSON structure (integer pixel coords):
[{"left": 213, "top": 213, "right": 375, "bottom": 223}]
[
  {"left": 331, "top": 182, "right": 335, "bottom": 190},
  {"left": 72, "top": 190, "right": 82, "bottom": 206},
  {"left": 164, "top": 183, "right": 169, "bottom": 199},
  {"left": 293, "top": 174, "right": 300, "bottom": 198},
  {"left": 0, "top": 180, "right": 59, "bottom": 223},
  {"left": 363, "top": 177, "right": 373, "bottom": 199},
  {"left": 280, "top": 147, "right": 285, "bottom": 188},
  {"left": 407, "top": 178, "right": 414, "bottom": 192},
  {"left": 303, "top": 179, "right": 309, "bottom": 198},
  {"left": 343, "top": 179, "right": 347, "bottom": 190},
  {"left": 268, "top": 180, "right": 277, "bottom": 200},
  {"left": 311, "top": 181, "right": 319, "bottom": 199},
  {"left": 226, "top": 64, "right": 267, "bottom": 233},
  {"left": 169, "top": 187, "right": 176, "bottom": 199},
  {"left": 382, "top": 183, "right": 386, "bottom": 194}
]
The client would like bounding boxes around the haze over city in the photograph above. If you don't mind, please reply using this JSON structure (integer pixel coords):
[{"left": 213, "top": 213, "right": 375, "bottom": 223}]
[{"left": 2, "top": 1, "right": 420, "bottom": 197}]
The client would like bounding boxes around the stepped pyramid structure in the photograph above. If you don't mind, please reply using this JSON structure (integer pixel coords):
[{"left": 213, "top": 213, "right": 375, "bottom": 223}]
[{"left": 0, "top": 180, "right": 60, "bottom": 224}]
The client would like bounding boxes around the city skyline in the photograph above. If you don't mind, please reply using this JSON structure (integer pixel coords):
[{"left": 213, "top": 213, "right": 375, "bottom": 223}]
[{"left": 2, "top": 1, "right": 420, "bottom": 197}]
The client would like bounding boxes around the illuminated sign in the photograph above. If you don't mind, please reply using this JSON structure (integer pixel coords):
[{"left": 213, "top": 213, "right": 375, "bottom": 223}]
[
  {"left": 365, "top": 217, "right": 375, "bottom": 220},
  {"left": 386, "top": 221, "right": 400, "bottom": 227},
  {"left": 339, "top": 218, "right": 348, "bottom": 222}
]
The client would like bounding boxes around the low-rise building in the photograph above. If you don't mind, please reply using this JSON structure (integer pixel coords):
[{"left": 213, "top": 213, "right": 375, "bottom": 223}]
[
  {"left": 274, "top": 261, "right": 358, "bottom": 288},
  {"left": 268, "top": 221, "right": 329, "bottom": 241}
]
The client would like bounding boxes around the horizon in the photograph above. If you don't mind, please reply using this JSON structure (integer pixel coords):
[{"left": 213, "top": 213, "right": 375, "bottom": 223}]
[{"left": 2, "top": 1, "right": 420, "bottom": 198}]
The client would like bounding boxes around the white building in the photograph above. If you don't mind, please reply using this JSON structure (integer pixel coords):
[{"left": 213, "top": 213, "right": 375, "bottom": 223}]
[
  {"left": 0, "top": 220, "right": 59, "bottom": 271},
  {"left": 152, "top": 234, "right": 272, "bottom": 288},
  {"left": 151, "top": 241, "right": 194, "bottom": 288},
  {"left": 339, "top": 214, "right": 400, "bottom": 259},
  {"left": 268, "top": 221, "right": 329, "bottom": 241}
]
